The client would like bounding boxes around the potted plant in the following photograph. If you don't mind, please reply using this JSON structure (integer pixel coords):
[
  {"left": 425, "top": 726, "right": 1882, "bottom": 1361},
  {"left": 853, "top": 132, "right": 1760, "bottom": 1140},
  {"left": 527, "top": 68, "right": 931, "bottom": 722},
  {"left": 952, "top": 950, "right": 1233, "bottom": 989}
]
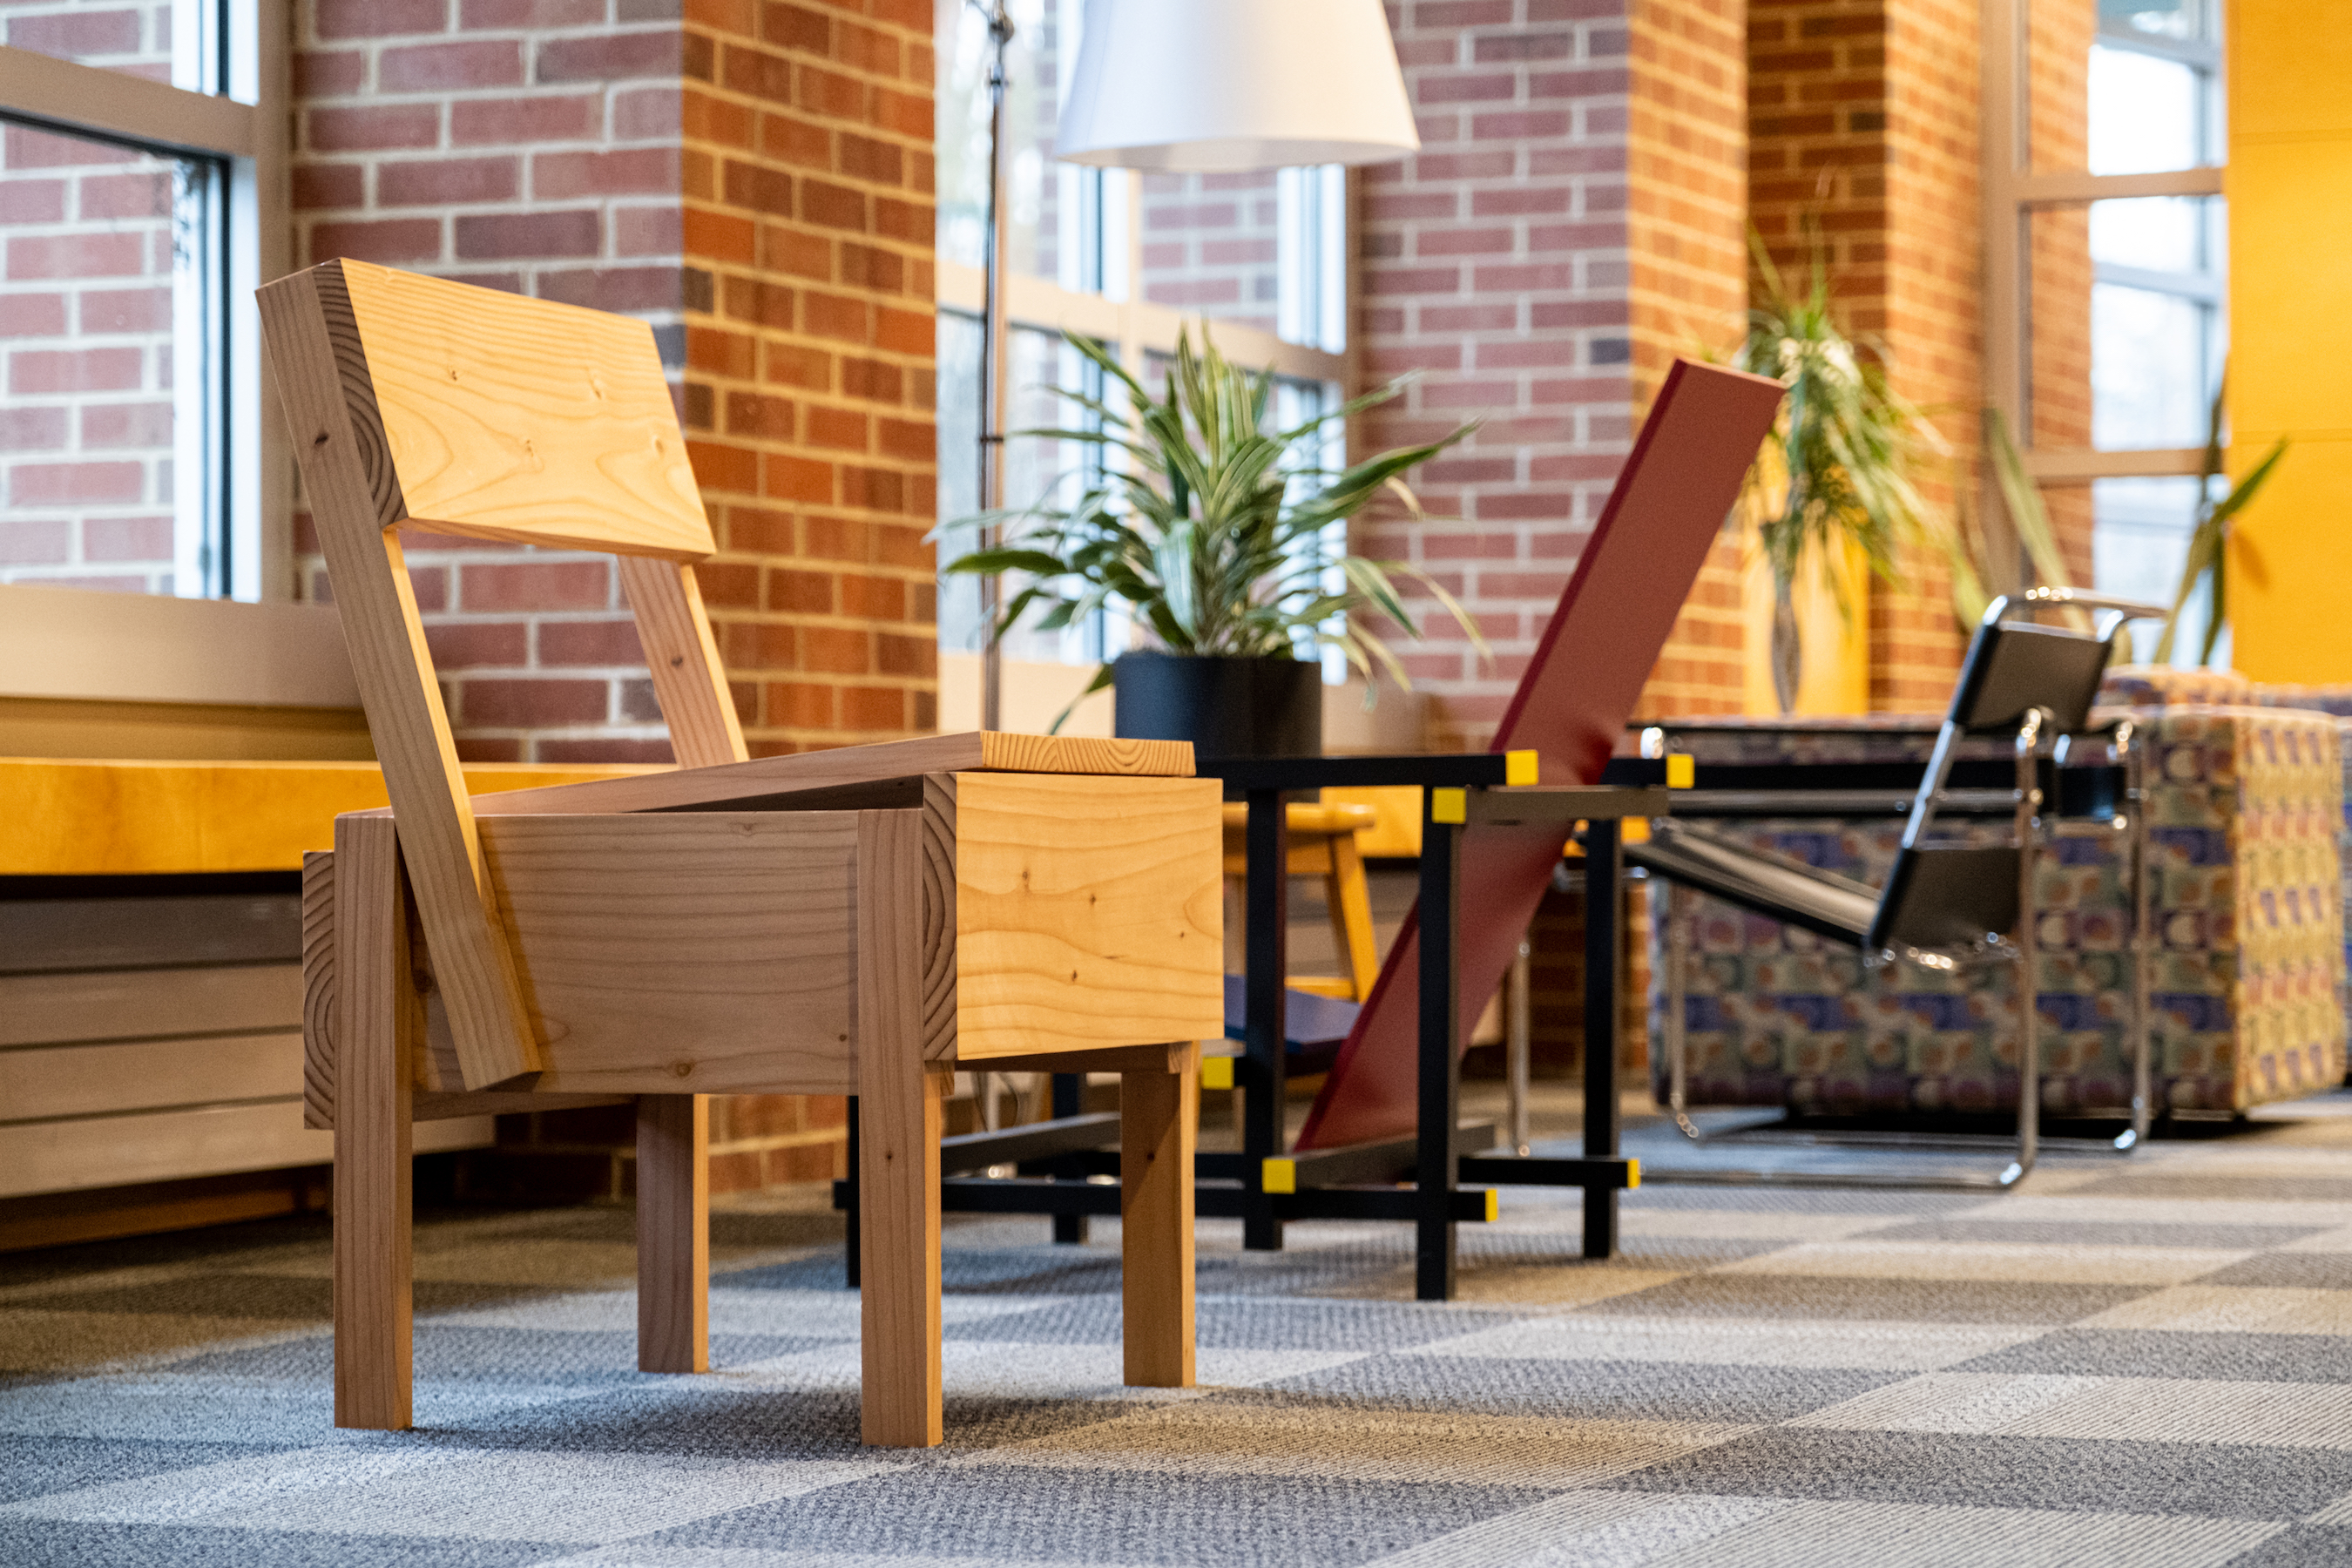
[
  {"left": 1732, "top": 237, "right": 1936, "bottom": 713},
  {"left": 942, "top": 328, "right": 1484, "bottom": 753}
]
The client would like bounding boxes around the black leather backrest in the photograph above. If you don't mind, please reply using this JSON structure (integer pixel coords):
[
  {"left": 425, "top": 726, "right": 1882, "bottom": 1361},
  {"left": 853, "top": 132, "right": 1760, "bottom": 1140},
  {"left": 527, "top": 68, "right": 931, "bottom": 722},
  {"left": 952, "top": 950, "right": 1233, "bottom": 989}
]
[{"left": 1947, "top": 620, "right": 2112, "bottom": 735}]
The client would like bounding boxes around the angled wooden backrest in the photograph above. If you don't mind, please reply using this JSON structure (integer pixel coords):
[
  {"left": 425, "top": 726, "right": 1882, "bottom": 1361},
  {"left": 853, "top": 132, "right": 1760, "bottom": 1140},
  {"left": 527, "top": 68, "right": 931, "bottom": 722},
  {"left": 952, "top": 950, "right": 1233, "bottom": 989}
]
[{"left": 258, "top": 259, "right": 747, "bottom": 1091}]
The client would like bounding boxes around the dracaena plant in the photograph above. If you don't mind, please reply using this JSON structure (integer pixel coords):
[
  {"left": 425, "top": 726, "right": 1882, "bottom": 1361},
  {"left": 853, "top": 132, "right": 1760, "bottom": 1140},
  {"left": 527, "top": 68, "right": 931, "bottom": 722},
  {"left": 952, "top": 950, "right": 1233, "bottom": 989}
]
[
  {"left": 940, "top": 328, "right": 1485, "bottom": 724},
  {"left": 1732, "top": 232, "right": 1938, "bottom": 712}
]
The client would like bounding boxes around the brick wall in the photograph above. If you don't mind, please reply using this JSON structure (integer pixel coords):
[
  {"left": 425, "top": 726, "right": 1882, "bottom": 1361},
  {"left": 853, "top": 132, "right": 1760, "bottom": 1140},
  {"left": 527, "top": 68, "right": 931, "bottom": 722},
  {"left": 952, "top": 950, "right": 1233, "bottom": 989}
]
[
  {"left": 289, "top": 0, "right": 694, "bottom": 762},
  {"left": 1139, "top": 170, "right": 1281, "bottom": 335},
  {"left": 0, "top": 4, "right": 180, "bottom": 592},
  {"left": 680, "top": 0, "right": 938, "bottom": 752},
  {"left": 288, "top": 0, "right": 936, "bottom": 762},
  {"left": 1357, "top": 0, "right": 1751, "bottom": 754}
]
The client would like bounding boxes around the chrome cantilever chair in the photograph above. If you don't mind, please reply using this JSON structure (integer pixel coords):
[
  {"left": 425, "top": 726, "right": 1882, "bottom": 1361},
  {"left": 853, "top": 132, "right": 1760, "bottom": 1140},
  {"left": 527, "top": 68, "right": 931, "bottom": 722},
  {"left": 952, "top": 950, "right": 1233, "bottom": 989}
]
[{"left": 1628, "top": 588, "right": 2166, "bottom": 1188}]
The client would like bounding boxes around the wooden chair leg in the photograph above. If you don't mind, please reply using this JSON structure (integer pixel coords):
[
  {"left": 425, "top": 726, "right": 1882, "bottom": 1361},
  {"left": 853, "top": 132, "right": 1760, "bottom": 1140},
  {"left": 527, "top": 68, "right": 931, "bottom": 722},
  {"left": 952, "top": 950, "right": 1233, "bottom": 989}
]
[
  {"left": 855, "top": 805, "right": 945, "bottom": 1447},
  {"left": 1121, "top": 1041, "right": 1197, "bottom": 1388},
  {"left": 858, "top": 1064, "right": 945, "bottom": 1446},
  {"left": 637, "top": 1093, "right": 709, "bottom": 1373},
  {"left": 334, "top": 815, "right": 415, "bottom": 1430}
]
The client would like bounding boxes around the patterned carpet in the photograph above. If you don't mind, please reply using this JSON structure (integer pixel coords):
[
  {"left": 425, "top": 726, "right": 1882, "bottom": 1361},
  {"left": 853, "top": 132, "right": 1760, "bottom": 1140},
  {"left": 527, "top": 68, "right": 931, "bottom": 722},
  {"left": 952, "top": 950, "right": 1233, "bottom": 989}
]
[{"left": 12, "top": 1106, "right": 2352, "bottom": 1565}]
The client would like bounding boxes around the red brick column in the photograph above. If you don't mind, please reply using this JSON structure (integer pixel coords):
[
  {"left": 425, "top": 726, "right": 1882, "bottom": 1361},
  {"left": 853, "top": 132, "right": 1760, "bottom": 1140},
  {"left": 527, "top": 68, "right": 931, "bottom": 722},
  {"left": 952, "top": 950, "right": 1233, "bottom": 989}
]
[{"left": 1358, "top": 0, "right": 1750, "bottom": 754}]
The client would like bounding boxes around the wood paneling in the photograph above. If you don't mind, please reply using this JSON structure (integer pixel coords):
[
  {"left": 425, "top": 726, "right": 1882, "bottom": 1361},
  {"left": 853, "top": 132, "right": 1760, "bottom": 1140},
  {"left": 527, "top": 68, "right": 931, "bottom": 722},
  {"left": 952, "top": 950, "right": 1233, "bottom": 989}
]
[
  {"left": 0, "top": 1103, "right": 489, "bottom": 1200},
  {"left": 0, "top": 1032, "right": 302, "bottom": 1123},
  {"left": 1, "top": 964, "right": 301, "bottom": 1049}
]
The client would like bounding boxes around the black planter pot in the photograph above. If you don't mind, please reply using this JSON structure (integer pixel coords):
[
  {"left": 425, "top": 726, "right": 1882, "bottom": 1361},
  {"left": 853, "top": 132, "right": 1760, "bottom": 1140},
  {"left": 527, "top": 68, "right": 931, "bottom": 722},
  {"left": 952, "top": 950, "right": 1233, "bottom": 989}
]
[{"left": 1112, "top": 652, "right": 1321, "bottom": 759}]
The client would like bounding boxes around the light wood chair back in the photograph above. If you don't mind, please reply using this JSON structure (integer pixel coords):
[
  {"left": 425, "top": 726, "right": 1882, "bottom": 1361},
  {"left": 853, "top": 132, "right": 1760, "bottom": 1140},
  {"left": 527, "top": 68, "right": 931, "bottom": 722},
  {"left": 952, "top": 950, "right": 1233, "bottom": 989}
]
[{"left": 259, "top": 259, "right": 747, "bottom": 1092}]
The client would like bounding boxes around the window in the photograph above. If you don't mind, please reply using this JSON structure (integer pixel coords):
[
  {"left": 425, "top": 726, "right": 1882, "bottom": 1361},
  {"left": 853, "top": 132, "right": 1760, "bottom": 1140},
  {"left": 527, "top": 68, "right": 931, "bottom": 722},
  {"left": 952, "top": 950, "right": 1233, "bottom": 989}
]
[
  {"left": 0, "top": 3, "right": 287, "bottom": 601},
  {"left": 1984, "top": 0, "right": 2226, "bottom": 661},
  {"left": 932, "top": 0, "right": 1351, "bottom": 674}
]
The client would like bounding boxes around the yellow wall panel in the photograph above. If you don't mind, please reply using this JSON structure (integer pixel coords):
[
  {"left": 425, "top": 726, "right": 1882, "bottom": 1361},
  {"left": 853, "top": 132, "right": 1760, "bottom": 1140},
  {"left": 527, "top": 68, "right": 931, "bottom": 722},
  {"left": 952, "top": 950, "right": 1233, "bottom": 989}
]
[
  {"left": 2228, "top": 1, "right": 2352, "bottom": 138},
  {"left": 2228, "top": 439, "right": 2352, "bottom": 682},
  {"left": 2227, "top": 0, "right": 2352, "bottom": 686},
  {"left": 2224, "top": 141, "right": 2352, "bottom": 440}
]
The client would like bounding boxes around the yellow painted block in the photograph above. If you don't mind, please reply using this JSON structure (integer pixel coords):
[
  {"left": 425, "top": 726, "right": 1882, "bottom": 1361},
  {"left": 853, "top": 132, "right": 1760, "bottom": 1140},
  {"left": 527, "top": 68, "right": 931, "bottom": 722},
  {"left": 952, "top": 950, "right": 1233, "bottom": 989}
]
[
  {"left": 1261, "top": 1157, "right": 1296, "bottom": 1195},
  {"left": 1483, "top": 1188, "right": 1499, "bottom": 1222},
  {"left": 1626, "top": 1158, "right": 1640, "bottom": 1190},
  {"left": 1430, "top": 787, "right": 1466, "bottom": 825},
  {"left": 1666, "top": 754, "right": 1695, "bottom": 789},
  {"left": 1200, "top": 1055, "right": 1235, "bottom": 1092},
  {"left": 1505, "top": 749, "right": 1538, "bottom": 786}
]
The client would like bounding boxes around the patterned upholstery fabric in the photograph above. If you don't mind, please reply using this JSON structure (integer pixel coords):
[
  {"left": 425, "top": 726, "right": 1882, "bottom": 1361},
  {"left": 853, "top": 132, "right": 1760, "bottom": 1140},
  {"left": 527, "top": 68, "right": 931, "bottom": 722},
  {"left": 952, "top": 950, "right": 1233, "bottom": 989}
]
[
  {"left": 1647, "top": 709, "right": 2345, "bottom": 1117},
  {"left": 2106, "top": 668, "right": 2352, "bottom": 1070},
  {"left": 2100, "top": 664, "right": 2254, "bottom": 709}
]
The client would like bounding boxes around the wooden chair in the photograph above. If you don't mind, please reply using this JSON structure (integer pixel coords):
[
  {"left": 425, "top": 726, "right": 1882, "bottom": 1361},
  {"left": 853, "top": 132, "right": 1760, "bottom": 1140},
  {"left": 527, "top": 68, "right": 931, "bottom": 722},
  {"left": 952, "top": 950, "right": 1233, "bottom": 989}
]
[{"left": 261, "top": 260, "right": 1223, "bottom": 1446}]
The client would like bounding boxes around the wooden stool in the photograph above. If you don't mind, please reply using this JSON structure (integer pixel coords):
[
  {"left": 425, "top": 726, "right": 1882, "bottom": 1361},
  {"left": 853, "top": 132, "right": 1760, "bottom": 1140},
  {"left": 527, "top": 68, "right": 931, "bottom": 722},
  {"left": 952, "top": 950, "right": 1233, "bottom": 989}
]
[
  {"left": 1221, "top": 801, "right": 1379, "bottom": 1001},
  {"left": 261, "top": 260, "right": 1222, "bottom": 1447}
]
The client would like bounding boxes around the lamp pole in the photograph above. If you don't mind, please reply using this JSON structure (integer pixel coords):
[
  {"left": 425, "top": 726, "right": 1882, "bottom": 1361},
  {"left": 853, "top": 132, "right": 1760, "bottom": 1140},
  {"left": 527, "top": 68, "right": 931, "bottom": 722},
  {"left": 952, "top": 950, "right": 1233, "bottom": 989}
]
[{"left": 975, "top": 0, "right": 1012, "bottom": 733}]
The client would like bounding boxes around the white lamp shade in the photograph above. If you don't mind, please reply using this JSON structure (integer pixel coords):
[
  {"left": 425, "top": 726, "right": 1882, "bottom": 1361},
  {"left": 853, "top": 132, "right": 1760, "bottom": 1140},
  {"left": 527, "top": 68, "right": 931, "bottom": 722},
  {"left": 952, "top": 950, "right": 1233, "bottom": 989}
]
[{"left": 1056, "top": 0, "right": 1420, "bottom": 172}]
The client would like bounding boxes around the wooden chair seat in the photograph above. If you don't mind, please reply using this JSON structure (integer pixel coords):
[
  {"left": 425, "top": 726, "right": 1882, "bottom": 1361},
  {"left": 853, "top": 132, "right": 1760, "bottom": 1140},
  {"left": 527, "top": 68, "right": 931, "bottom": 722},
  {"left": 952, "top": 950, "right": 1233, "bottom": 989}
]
[{"left": 260, "top": 261, "right": 1223, "bottom": 1447}]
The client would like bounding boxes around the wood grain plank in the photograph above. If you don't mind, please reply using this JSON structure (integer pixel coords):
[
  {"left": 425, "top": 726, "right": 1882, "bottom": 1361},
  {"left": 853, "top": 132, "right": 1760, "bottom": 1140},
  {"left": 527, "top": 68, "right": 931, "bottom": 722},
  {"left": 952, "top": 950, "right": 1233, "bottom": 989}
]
[
  {"left": 302, "top": 849, "right": 336, "bottom": 1128},
  {"left": 1121, "top": 1038, "right": 1197, "bottom": 1389},
  {"left": 636, "top": 1092, "right": 709, "bottom": 1374},
  {"left": 451, "top": 733, "right": 1193, "bottom": 821},
  {"left": 855, "top": 808, "right": 944, "bottom": 1448},
  {"left": 336, "top": 260, "right": 713, "bottom": 560},
  {"left": 260, "top": 261, "right": 539, "bottom": 1090},
  {"left": 974, "top": 733, "right": 1193, "bottom": 778},
  {"left": 0, "top": 966, "right": 301, "bottom": 1049},
  {"left": 918, "top": 774, "right": 957, "bottom": 1062},
  {"left": 0, "top": 1032, "right": 304, "bottom": 1123},
  {"left": 615, "top": 556, "right": 746, "bottom": 770},
  {"left": 476, "top": 812, "right": 859, "bottom": 1095},
  {"left": 949, "top": 773, "right": 1225, "bottom": 1061},
  {"left": 332, "top": 812, "right": 414, "bottom": 1430},
  {"left": 0, "top": 1104, "right": 492, "bottom": 1200}
]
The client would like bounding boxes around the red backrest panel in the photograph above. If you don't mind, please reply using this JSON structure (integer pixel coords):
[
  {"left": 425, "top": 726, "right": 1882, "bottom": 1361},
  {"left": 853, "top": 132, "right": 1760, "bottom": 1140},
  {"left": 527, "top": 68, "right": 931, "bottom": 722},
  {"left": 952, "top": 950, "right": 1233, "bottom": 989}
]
[{"left": 1296, "top": 359, "right": 1785, "bottom": 1151}]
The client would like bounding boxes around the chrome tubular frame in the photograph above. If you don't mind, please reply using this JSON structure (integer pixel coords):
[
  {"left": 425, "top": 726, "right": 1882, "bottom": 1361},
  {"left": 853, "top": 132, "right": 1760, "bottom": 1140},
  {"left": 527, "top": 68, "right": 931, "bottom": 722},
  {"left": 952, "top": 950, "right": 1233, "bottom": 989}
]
[{"left": 1658, "top": 705, "right": 2155, "bottom": 1190}]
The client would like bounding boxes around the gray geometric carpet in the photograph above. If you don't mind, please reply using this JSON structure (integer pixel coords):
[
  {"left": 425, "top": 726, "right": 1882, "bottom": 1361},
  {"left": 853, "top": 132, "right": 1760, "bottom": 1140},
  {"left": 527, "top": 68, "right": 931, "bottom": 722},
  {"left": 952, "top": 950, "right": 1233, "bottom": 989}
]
[{"left": 11, "top": 1109, "right": 2352, "bottom": 1565}]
